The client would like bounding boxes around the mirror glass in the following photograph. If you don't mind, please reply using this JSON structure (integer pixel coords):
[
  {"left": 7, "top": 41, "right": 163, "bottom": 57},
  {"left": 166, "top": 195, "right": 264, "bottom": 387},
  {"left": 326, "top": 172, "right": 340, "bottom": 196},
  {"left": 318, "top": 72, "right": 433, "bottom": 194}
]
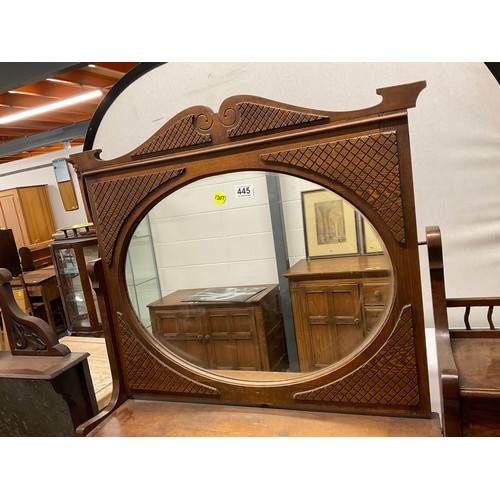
[
  {"left": 53, "top": 157, "right": 79, "bottom": 211},
  {"left": 125, "top": 171, "right": 393, "bottom": 382}
]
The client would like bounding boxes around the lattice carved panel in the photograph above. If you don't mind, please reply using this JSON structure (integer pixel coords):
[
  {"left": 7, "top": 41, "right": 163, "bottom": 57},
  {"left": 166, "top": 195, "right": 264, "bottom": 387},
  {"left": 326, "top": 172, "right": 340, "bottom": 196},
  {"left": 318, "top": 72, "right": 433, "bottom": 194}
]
[
  {"left": 294, "top": 306, "right": 420, "bottom": 407},
  {"left": 226, "top": 101, "right": 328, "bottom": 138},
  {"left": 117, "top": 313, "right": 220, "bottom": 397},
  {"left": 131, "top": 114, "right": 212, "bottom": 157},
  {"left": 261, "top": 132, "right": 406, "bottom": 243},
  {"left": 91, "top": 169, "right": 184, "bottom": 265}
]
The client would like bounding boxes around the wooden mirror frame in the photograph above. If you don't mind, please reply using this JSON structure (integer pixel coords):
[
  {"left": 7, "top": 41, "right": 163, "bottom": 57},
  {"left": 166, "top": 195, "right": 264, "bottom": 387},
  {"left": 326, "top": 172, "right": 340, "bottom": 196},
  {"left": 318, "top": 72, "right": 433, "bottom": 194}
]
[{"left": 70, "top": 81, "right": 431, "bottom": 422}]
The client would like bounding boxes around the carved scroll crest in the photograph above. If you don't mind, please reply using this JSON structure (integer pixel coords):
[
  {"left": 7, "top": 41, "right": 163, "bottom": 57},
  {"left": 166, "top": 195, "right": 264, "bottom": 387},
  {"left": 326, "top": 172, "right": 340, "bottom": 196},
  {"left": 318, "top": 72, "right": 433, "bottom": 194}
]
[
  {"left": 220, "top": 99, "right": 328, "bottom": 138},
  {"left": 131, "top": 110, "right": 213, "bottom": 158}
]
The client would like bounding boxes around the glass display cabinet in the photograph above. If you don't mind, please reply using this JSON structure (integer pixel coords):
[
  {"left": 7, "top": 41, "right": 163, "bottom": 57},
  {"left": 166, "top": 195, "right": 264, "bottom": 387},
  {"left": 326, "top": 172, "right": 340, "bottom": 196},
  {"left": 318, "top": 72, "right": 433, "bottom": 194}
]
[{"left": 50, "top": 236, "right": 102, "bottom": 337}]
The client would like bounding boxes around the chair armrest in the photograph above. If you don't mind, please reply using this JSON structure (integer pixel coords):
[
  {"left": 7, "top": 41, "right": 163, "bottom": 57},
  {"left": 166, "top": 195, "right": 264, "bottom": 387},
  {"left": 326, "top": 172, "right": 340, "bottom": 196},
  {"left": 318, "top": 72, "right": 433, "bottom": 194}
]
[{"left": 435, "top": 326, "right": 462, "bottom": 436}]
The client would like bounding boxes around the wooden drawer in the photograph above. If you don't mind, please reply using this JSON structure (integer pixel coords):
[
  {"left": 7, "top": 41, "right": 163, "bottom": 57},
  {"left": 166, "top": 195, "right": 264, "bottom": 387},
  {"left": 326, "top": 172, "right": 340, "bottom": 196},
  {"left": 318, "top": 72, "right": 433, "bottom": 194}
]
[{"left": 363, "top": 282, "right": 390, "bottom": 306}]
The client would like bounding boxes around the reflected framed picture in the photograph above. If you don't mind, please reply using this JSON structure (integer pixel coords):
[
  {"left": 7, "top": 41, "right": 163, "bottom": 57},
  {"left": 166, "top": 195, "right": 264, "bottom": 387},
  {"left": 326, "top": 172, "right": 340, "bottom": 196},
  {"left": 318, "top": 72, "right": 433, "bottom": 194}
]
[
  {"left": 301, "top": 189, "right": 360, "bottom": 258},
  {"left": 362, "top": 217, "right": 384, "bottom": 254}
]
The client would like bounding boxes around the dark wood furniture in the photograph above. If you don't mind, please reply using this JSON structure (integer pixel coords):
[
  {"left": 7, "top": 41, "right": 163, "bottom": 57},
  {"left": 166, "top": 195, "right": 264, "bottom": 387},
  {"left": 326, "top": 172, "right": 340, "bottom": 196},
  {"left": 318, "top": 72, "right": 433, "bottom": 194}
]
[
  {"left": 14, "top": 268, "right": 67, "bottom": 336},
  {"left": 70, "top": 82, "right": 440, "bottom": 436},
  {"left": 0, "top": 229, "right": 22, "bottom": 277},
  {"left": 50, "top": 236, "right": 102, "bottom": 337},
  {"left": 0, "top": 350, "right": 97, "bottom": 436},
  {"left": 0, "top": 229, "right": 65, "bottom": 335},
  {"left": 284, "top": 256, "right": 390, "bottom": 371},
  {"left": 148, "top": 285, "right": 288, "bottom": 372},
  {"left": 0, "top": 267, "right": 98, "bottom": 436},
  {"left": 18, "top": 240, "right": 54, "bottom": 271},
  {"left": 427, "top": 225, "right": 500, "bottom": 436}
]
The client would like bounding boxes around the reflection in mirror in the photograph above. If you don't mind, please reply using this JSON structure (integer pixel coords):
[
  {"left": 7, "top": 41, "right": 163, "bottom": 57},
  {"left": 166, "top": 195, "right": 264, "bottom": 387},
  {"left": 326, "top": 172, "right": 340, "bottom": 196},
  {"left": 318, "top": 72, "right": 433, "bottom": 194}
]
[
  {"left": 52, "top": 157, "right": 79, "bottom": 211},
  {"left": 125, "top": 172, "right": 393, "bottom": 382}
]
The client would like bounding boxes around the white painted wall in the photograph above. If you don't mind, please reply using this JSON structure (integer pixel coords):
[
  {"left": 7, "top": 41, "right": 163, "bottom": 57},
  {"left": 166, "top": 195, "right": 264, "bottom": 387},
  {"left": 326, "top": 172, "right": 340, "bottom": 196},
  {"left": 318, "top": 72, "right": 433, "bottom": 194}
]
[
  {"left": 0, "top": 145, "right": 89, "bottom": 230},
  {"left": 146, "top": 171, "right": 326, "bottom": 298}
]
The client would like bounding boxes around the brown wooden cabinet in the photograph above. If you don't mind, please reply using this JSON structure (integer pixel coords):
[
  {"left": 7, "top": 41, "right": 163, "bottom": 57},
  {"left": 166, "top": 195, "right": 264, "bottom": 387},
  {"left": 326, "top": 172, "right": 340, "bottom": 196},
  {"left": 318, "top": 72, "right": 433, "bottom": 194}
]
[
  {"left": 284, "top": 256, "right": 391, "bottom": 372},
  {"left": 0, "top": 185, "right": 55, "bottom": 247},
  {"left": 148, "top": 285, "right": 288, "bottom": 372}
]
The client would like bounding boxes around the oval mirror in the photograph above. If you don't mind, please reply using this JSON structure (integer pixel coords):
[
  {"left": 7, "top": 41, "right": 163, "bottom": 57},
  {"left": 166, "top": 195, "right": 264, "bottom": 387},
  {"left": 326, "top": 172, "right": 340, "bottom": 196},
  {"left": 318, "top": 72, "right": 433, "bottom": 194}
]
[{"left": 125, "top": 171, "right": 393, "bottom": 382}]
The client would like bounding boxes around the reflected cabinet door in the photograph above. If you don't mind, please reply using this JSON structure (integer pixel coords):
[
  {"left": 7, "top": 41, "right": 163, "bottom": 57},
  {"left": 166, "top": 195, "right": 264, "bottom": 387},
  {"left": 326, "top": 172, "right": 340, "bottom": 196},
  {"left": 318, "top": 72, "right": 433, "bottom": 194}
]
[{"left": 291, "top": 282, "right": 364, "bottom": 371}]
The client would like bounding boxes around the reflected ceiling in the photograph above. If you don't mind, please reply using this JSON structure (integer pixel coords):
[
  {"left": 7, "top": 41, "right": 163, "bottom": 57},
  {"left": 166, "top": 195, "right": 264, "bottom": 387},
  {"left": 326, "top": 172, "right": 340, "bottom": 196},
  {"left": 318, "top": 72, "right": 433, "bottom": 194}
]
[{"left": 0, "top": 62, "right": 138, "bottom": 165}]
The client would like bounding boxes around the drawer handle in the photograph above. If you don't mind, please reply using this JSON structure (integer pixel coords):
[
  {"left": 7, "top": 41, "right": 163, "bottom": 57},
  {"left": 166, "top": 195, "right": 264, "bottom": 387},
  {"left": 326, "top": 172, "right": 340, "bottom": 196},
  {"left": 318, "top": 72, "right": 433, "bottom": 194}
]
[
  {"left": 197, "top": 334, "right": 203, "bottom": 340},
  {"left": 354, "top": 317, "right": 361, "bottom": 325},
  {"left": 205, "top": 335, "right": 211, "bottom": 340},
  {"left": 374, "top": 290, "right": 383, "bottom": 300}
]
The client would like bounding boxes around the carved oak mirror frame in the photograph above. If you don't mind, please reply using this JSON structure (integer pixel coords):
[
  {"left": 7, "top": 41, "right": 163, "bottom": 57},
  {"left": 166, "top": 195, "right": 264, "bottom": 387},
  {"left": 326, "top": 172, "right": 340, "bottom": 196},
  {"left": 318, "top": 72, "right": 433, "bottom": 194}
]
[{"left": 71, "top": 81, "right": 431, "bottom": 420}]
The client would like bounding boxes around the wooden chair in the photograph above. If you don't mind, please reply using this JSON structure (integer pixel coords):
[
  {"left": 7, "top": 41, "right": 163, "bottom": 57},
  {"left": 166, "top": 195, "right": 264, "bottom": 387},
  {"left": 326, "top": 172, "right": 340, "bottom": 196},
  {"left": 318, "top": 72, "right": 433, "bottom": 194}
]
[
  {"left": 18, "top": 240, "right": 54, "bottom": 271},
  {"left": 426, "top": 225, "right": 500, "bottom": 436}
]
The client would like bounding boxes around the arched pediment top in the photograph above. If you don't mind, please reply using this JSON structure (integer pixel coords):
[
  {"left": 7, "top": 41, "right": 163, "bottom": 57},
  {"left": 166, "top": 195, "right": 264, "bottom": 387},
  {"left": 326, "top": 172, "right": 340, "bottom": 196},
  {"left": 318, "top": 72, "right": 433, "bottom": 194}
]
[{"left": 70, "top": 81, "right": 426, "bottom": 174}]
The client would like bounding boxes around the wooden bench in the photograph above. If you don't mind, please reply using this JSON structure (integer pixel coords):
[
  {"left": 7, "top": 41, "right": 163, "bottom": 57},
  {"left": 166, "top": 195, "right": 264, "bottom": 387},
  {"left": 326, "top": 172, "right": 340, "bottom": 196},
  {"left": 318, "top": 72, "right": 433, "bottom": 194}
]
[{"left": 426, "top": 225, "right": 500, "bottom": 436}]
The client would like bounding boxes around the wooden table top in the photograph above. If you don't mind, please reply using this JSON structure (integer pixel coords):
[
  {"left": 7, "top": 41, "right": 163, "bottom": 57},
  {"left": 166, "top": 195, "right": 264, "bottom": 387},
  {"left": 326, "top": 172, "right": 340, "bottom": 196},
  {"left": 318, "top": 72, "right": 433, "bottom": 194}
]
[
  {"left": 148, "top": 284, "right": 277, "bottom": 309},
  {"left": 87, "top": 399, "right": 442, "bottom": 437},
  {"left": 284, "top": 255, "right": 391, "bottom": 280},
  {"left": 0, "top": 351, "right": 89, "bottom": 380},
  {"left": 12, "top": 267, "right": 56, "bottom": 286}
]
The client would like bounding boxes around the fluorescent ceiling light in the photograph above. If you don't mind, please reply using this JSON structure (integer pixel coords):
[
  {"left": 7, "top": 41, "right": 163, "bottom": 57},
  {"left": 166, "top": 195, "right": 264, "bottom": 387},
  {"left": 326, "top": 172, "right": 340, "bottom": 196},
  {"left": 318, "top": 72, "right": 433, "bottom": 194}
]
[{"left": 0, "top": 89, "right": 103, "bottom": 125}]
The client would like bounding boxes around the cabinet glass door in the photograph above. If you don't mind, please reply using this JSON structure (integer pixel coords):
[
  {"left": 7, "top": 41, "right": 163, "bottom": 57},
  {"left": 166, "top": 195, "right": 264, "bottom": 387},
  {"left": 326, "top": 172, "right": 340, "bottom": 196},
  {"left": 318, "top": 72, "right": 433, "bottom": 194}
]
[{"left": 54, "top": 247, "right": 90, "bottom": 329}]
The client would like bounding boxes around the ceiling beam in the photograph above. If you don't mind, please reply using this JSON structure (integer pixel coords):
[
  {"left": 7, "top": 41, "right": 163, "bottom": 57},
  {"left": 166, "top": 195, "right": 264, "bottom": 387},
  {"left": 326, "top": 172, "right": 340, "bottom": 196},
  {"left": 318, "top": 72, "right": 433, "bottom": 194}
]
[
  {"left": 0, "top": 120, "right": 90, "bottom": 159},
  {"left": 0, "top": 63, "right": 86, "bottom": 94}
]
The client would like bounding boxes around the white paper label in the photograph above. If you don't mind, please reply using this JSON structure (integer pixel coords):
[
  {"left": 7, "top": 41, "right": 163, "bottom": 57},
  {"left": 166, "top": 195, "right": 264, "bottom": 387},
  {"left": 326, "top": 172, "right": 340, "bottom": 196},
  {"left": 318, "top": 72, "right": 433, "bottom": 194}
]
[{"left": 235, "top": 184, "right": 254, "bottom": 197}]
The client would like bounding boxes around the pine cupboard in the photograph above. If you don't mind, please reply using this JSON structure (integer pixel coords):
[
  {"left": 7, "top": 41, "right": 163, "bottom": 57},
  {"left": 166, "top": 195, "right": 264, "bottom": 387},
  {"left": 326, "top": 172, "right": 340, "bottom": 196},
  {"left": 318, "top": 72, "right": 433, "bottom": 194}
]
[{"left": 0, "top": 185, "right": 55, "bottom": 247}]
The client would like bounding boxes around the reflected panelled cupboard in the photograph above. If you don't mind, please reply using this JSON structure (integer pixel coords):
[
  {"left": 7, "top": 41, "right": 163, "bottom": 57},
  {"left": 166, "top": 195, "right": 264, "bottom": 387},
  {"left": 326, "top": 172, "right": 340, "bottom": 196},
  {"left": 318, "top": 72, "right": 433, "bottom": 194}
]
[
  {"left": 285, "top": 255, "right": 390, "bottom": 371},
  {"left": 148, "top": 285, "right": 287, "bottom": 371},
  {"left": 70, "top": 82, "right": 435, "bottom": 435}
]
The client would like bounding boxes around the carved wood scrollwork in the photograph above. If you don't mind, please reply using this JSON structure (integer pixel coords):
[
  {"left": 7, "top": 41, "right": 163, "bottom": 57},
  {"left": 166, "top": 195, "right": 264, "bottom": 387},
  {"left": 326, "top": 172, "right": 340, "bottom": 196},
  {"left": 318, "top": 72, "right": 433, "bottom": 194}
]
[
  {"left": 221, "top": 100, "right": 328, "bottom": 138},
  {"left": 131, "top": 112, "right": 212, "bottom": 158},
  {"left": 0, "top": 269, "right": 70, "bottom": 356}
]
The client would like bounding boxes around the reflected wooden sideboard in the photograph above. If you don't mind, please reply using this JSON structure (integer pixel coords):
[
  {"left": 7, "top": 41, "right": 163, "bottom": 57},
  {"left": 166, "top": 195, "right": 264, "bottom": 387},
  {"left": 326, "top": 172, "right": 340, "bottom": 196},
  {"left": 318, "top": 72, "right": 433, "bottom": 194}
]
[
  {"left": 148, "top": 285, "right": 288, "bottom": 372},
  {"left": 284, "top": 256, "right": 391, "bottom": 371}
]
